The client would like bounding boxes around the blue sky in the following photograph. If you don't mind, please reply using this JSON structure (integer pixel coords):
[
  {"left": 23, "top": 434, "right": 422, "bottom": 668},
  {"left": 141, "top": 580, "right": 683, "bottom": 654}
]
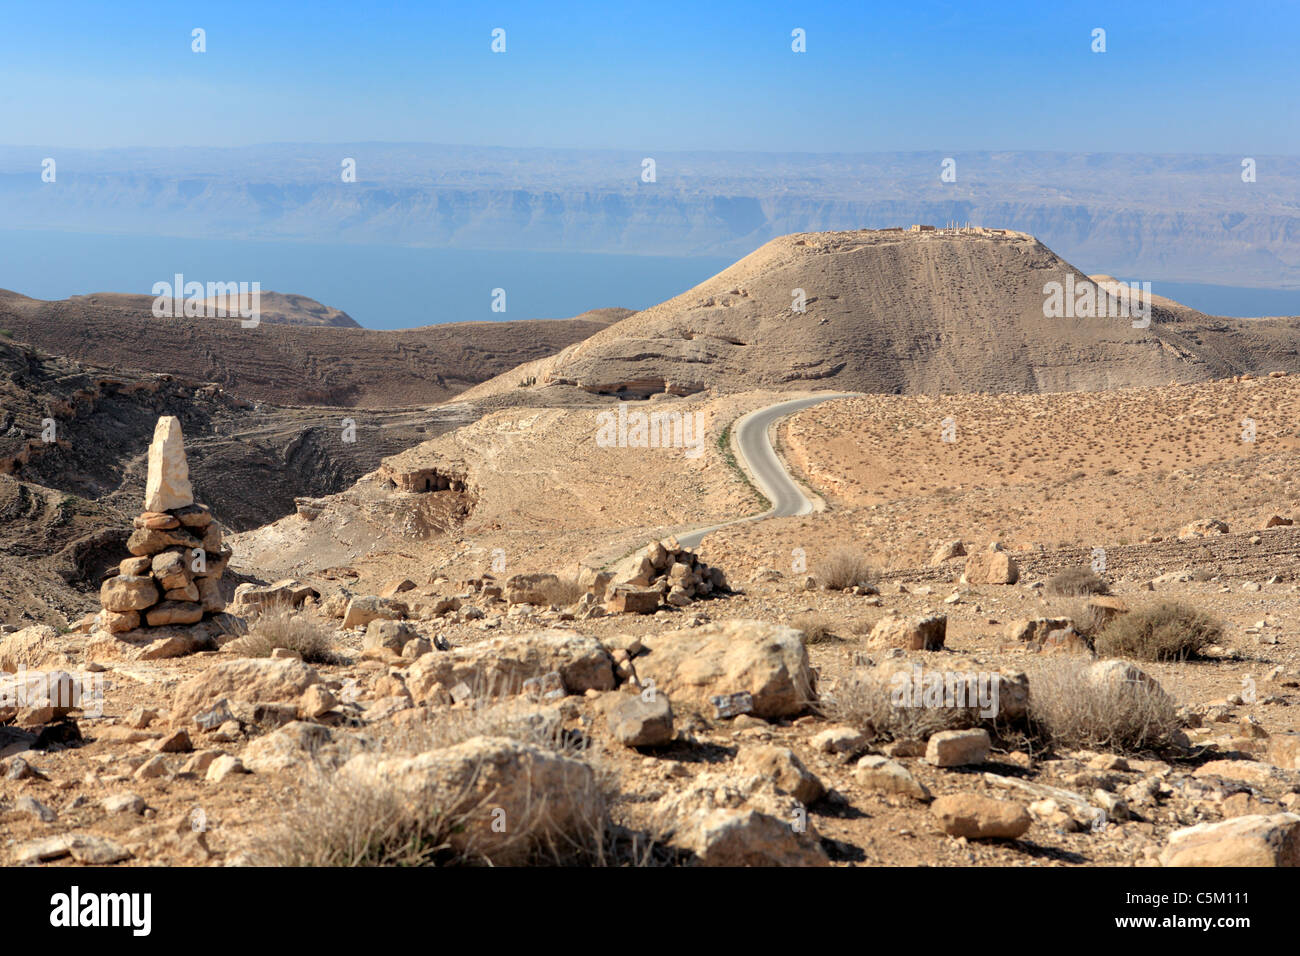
[{"left": 1, "top": 0, "right": 1296, "bottom": 153}]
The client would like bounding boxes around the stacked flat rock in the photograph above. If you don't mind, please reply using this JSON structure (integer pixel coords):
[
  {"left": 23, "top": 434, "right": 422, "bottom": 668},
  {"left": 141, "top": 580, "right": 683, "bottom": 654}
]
[
  {"left": 606, "top": 536, "right": 729, "bottom": 613},
  {"left": 98, "top": 417, "right": 230, "bottom": 632}
]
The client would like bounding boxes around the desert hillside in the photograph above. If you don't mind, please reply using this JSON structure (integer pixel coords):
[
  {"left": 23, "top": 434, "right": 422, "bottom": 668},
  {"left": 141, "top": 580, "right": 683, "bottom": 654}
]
[
  {"left": 0, "top": 291, "right": 628, "bottom": 407},
  {"left": 464, "top": 228, "right": 1300, "bottom": 404},
  {"left": 64, "top": 291, "right": 362, "bottom": 327}
]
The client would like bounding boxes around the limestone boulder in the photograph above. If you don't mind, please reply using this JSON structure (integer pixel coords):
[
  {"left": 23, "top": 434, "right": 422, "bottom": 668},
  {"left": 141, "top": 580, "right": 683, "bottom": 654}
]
[
  {"left": 931, "top": 794, "right": 1031, "bottom": 839},
  {"left": 504, "top": 573, "right": 560, "bottom": 606},
  {"left": 340, "top": 736, "right": 605, "bottom": 865},
  {"left": 145, "top": 601, "right": 203, "bottom": 627},
  {"left": 651, "top": 773, "right": 828, "bottom": 866},
  {"left": 169, "top": 658, "right": 322, "bottom": 721},
  {"left": 1178, "top": 518, "right": 1230, "bottom": 540},
  {"left": 605, "top": 584, "right": 661, "bottom": 614},
  {"left": 736, "top": 745, "right": 825, "bottom": 805},
  {"left": 634, "top": 620, "right": 815, "bottom": 718},
  {"left": 1161, "top": 813, "right": 1300, "bottom": 867},
  {"left": 100, "top": 575, "right": 159, "bottom": 613},
  {"left": 0, "top": 625, "right": 67, "bottom": 673},
  {"left": 867, "top": 613, "right": 946, "bottom": 651},
  {"left": 606, "top": 691, "right": 674, "bottom": 747},
  {"left": 342, "top": 595, "right": 408, "bottom": 629},
  {"left": 962, "top": 551, "right": 1019, "bottom": 585},
  {"left": 405, "top": 630, "right": 614, "bottom": 703}
]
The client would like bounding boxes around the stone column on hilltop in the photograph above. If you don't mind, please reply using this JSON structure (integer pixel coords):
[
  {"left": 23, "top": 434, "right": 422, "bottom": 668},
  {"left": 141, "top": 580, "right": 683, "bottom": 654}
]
[{"left": 98, "top": 415, "right": 230, "bottom": 636}]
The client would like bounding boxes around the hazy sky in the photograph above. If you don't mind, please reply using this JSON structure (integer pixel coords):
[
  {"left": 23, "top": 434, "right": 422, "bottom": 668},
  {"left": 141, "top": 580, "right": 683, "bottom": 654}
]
[{"left": 2, "top": 0, "right": 1296, "bottom": 154}]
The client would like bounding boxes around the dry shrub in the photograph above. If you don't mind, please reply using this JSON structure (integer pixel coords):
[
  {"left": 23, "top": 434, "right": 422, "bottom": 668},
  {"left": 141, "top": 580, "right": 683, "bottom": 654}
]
[
  {"left": 248, "top": 694, "right": 654, "bottom": 867},
  {"left": 820, "top": 549, "right": 878, "bottom": 590},
  {"left": 792, "top": 612, "right": 839, "bottom": 645},
  {"left": 1046, "top": 566, "right": 1110, "bottom": 597},
  {"left": 230, "top": 605, "right": 344, "bottom": 665},
  {"left": 380, "top": 691, "right": 579, "bottom": 756},
  {"left": 826, "top": 668, "right": 982, "bottom": 741},
  {"left": 249, "top": 768, "right": 461, "bottom": 866},
  {"left": 1053, "top": 598, "right": 1109, "bottom": 641},
  {"left": 535, "top": 575, "right": 585, "bottom": 608},
  {"left": 1094, "top": 602, "right": 1222, "bottom": 661},
  {"left": 1025, "top": 657, "right": 1179, "bottom": 752}
]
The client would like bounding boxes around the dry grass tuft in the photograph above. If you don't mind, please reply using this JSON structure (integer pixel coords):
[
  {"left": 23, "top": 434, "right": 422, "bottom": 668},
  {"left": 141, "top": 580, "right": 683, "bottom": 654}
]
[
  {"left": 247, "top": 692, "right": 663, "bottom": 867},
  {"left": 534, "top": 575, "right": 586, "bottom": 608},
  {"left": 792, "top": 611, "right": 839, "bottom": 645},
  {"left": 820, "top": 549, "right": 878, "bottom": 590},
  {"left": 1046, "top": 566, "right": 1111, "bottom": 597},
  {"left": 825, "top": 668, "right": 983, "bottom": 741},
  {"left": 1025, "top": 657, "right": 1180, "bottom": 752},
  {"left": 1094, "top": 602, "right": 1223, "bottom": 661},
  {"left": 227, "top": 605, "right": 345, "bottom": 664}
]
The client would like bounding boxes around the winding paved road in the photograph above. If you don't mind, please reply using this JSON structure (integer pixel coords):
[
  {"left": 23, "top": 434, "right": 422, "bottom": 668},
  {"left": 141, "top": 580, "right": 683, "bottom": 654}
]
[{"left": 677, "top": 392, "right": 858, "bottom": 549}]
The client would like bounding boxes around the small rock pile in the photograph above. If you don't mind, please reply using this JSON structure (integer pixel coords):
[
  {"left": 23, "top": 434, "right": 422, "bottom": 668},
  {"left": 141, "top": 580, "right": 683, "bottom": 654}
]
[
  {"left": 98, "top": 417, "right": 230, "bottom": 633},
  {"left": 602, "top": 537, "right": 730, "bottom": 614}
]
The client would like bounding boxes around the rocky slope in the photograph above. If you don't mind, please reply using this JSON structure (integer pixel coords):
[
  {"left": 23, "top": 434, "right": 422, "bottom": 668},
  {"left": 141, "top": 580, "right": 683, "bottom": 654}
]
[
  {"left": 0, "top": 292, "right": 628, "bottom": 407},
  {"left": 64, "top": 291, "right": 361, "bottom": 327}
]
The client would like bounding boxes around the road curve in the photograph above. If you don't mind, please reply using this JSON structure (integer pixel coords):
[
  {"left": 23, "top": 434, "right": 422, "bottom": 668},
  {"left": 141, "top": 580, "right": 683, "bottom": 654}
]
[{"left": 676, "top": 392, "right": 858, "bottom": 549}]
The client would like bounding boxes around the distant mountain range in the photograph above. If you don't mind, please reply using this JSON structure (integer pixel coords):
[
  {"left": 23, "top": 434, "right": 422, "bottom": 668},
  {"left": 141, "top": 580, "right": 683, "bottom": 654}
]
[{"left": 1, "top": 145, "right": 1297, "bottom": 288}]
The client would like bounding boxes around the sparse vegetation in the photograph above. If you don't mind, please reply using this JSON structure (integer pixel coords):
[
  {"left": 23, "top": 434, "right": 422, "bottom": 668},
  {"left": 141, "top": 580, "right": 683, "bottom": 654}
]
[
  {"left": 252, "top": 698, "right": 616, "bottom": 867},
  {"left": 717, "top": 421, "right": 769, "bottom": 510},
  {"left": 1055, "top": 598, "right": 1108, "bottom": 641},
  {"left": 791, "top": 611, "right": 838, "bottom": 644},
  {"left": 1094, "top": 602, "right": 1223, "bottom": 661},
  {"left": 534, "top": 575, "right": 585, "bottom": 607},
  {"left": 249, "top": 768, "right": 462, "bottom": 866},
  {"left": 820, "top": 549, "right": 877, "bottom": 590},
  {"left": 230, "top": 605, "right": 345, "bottom": 665},
  {"left": 1046, "top": 566, "right": 1110, "bottom": 596},
  {"left": 1026, "top": 658, "right": 1180, "bottom": 752},
  {"left": 827, "top": 668, "right": 983, "bottom": 741}
]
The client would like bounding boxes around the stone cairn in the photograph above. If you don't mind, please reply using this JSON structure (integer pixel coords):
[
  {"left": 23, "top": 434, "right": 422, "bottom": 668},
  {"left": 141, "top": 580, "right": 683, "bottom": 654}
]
[{"left": 98, "top": 416, "right": 229, "bottom": 632}]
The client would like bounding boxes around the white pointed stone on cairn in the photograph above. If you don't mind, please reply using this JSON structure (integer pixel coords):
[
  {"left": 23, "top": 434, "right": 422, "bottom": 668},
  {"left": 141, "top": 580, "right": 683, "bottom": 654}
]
[
  {"left": 143, "top": 415, "right": 194, "bottom": 512},
  {"left": 98, "top": 416, "right": 230, "bottom": 635}
]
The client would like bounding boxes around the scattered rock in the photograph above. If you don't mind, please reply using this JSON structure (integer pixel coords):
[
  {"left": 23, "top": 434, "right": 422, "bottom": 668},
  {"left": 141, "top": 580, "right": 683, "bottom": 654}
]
[
  {"left": 736, "top": 745, "right": 824, "bottom": 804},
  {"left": 962, "top": 550, "right": 1019, "bottom": 585},
  {"left": 931, "top": 794, "right": 1031, "bottom": 839},
  {"left": 340, "top": 735, "right": 604, "bottom": 865},
  {"left": 925, "top": 729, "right": 991, "bottom": 767},
  {"left": 1178, "top": 518, "right": 1230, "bottom": 540},
  {"left": 170, "top": 658, "right": 322, "bottom": 722},
  {"left": 103, "top": 792, "right": 146, "bottom": 814},
  {"left": 342, "top": 595, "right": 408, "bottom": 629},
  {"left": 607, "top": 691, "right": 674, "bottom": 747},
  {"left": 634, "top": 620, "right": 815, "bottom": 718},
  {"left": 867, "top": 613, "right": 946, "bottom": 651},
  {"left": 1161, "top": 813, "right": 1300, "bottom": 866},
  {"left": 405, "top": 630, "right": 614, "bottom": 704},
  {"left": 855, "top": 755, "right": 931, "bottom": 801}
]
